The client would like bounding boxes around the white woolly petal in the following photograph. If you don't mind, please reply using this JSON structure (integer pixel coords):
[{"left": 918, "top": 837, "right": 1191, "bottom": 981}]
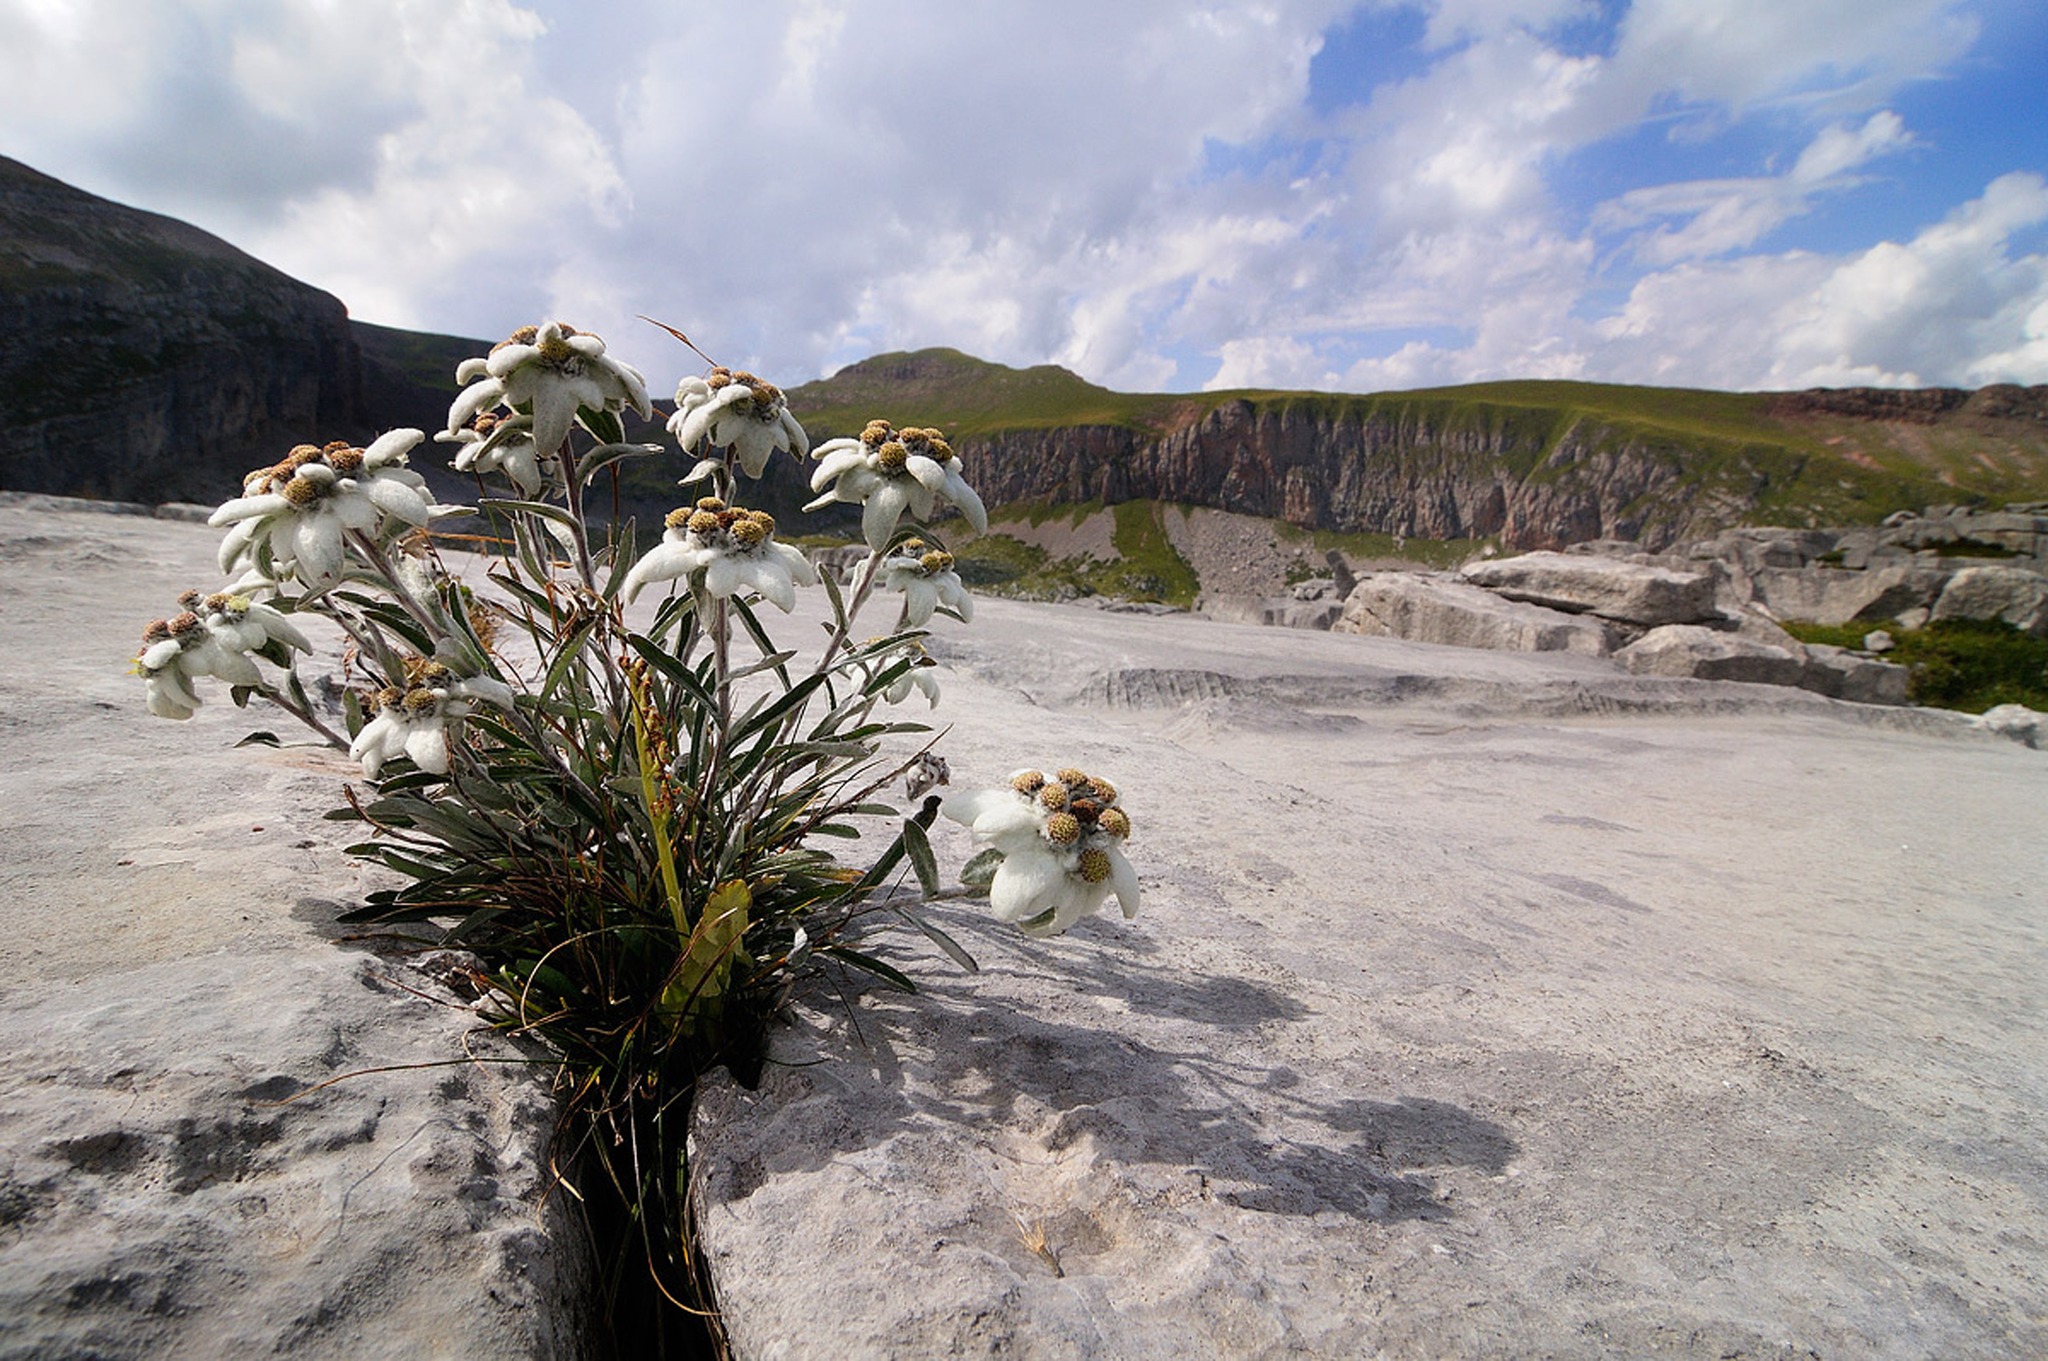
[
  {"left": 565, "top": 333, "right": 605, "bottom": 358},
  {"left": 485, "top": 343, "right": 540, "bottom": 379},
  {"left": 942, "top": 789, "right": 1015, "bottom": 827},
  {"left": 529, "top": 382, "right": 580, "bottom": 461},
  {"left": 778, "top": 409, "right": 810, "bottom": 458},
  {"left": 447, "top": 377, "right": 506, "bottom": 432},
  {"left": 367, "top": 475, "right": 433, "bottom": 526},
  {"left": 245, "top": 603, "right": 310, "bottom": 651},
  {"left": 989, "top": 852, "right": 1068, "bottom": 924},
  {"left": 349, "top": 712, "right": 400, "bottom": 776},
  {"left": 290, "top": 517, "right": 346, "bottom": 584},
  {"left": 1109, "top": 846, "right": 1141, "bottom": 919},
  {"left": 735, "top": 431, "right": 777, "bottom": 480},
  {"left": 704, "top": 552, "right": 746, "bottom": 601},
  {"left": 810, "top": 447, "right": 868, "bottom": 491},
  {"left": 940, "top": 575, "right": 974, "bottom": 621},
  {"left": 452, "top": 675, "right": 515, "bottom": 709},
  {"left": 910, "top": 668, "right": 940, "bottom": 707},
  {"left": 750, "top": 556, "right": 797, "bottom": 612},
  {"left": 363, "top": 428, "right": 424, "bottom": 469},
  {"left": 209, "top": 492, "right": 289, "bottom": 527},
  {"left": 217, "top": 516, "right": 261, "bottom": 573},
  {"left": 621, "top": 538, "right": 698, "bottom": 603},
  {"left": 768, "top": 540, "right": 818, "bottom": 587},
  {"left": 904, "top": 454, "right": 947, "bottom": 492},
  {"left": 455, "top": 356, "right": 490, "bottom": 384},
  {"left": 970, "top": 801, "right": 1049, "bottom": 850},
  {"left": 613, "top": 361, "right": 651, "bottom": 416},
  {"left": 404, "top": 722, "right": 450, "bottom": 775},
  {"left": 141, "top": 638, "right": 183, "bottom": 670},
  {"left": 943, "top": 467, "right": 988, "bottom": 533},
  {"left": 333, "top": 489, "right": 381, "bottom": 532},
  {"left": 863, "top": 482, "right": 911, "bottom": 550},
  {"left": 145, "top": 673, "right": 197, "bottom": 719},
  {"left": 905, "top": 578, "right": 941, "bottom": 626}
]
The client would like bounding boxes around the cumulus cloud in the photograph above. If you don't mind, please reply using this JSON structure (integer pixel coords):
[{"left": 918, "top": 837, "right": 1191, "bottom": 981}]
[{"left": 0, "top": 0, "right": 2038, "bottom": 396}]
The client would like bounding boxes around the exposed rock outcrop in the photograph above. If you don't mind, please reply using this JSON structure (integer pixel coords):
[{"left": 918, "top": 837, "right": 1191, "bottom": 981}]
[
  {"left": 1334, "top": 573, "right": 1612, "bottom": 655},
  {"left": 0, "top": 157, "right": 364, "bottom": 505},
  {"left": 1459, "top": 551, "right": 1718, "bottom": 627}
]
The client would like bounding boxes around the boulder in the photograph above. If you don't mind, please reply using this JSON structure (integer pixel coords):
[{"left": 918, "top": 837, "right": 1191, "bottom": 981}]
[
  {"left": 1459, "top": 552, "right": 1717, "bottom": 626},
  {"left": 1976, "top": 703, "right": 2048, "bottom": 749},
  {"left": 1615, "top": 625, "right": 1807, "bottom": 686},
  {"left": 1335, "top": 573, "right": 1611, "bottom": 655},
  {"left": 1799, "top": 644, "right": 1911, "bottom": 706},
  {"left": 1749, "top": 564, "right": 1948, "bottom": 627},
  {"left": 1930, "top": 566, "right": 2048, "bottom": 637}
]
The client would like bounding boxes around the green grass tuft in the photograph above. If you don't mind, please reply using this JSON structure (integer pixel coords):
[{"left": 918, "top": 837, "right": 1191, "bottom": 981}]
[{"left": 1781, "top": 618, "right": 2048, "bottom": 713}]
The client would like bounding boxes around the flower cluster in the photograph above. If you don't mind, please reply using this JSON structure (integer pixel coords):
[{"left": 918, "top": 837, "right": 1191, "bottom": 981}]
[
  {"left": 439, "top": 410, "right": 557, "bottom": 497},
  {"left": 621, "top": 497, "right": 819, "bottom": 611},
  {"left": 209, "top": 430, "right": 439, "bottom": 588},
  {"left": 807, "top": 421, "right": 987, "bottom": 550},
  {"left": 671, "top": 366, "right": 809, "bottom": 479},
  {"left": 133, "top": 589, "right": 309, "bottom": 719},
  {"left": 347, "top": 659, "right": 514, "bottom": 779},
  {"left": 865, "top": 538, "right": 973, "bottom": 627},
  {"left": 449, "top": 321, "right": 652, "bottom": 457},
  {"left": 944, "top": 767, "right": 1139, "bottom": 937}
]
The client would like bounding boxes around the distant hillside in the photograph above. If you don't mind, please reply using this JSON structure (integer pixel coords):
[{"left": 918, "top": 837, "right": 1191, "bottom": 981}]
[
  {"left": 789, "top": 351, "right": 2048, "bottom": 549},
  {"left": 0, "top": 156, "right": 366, "bottom": 503}
]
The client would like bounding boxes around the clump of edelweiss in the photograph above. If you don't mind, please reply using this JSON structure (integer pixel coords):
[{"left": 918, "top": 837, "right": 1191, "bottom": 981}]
[
  {"left": 620, "top": 497, "right": 819, "bottom": 611},
  {"left": 347, "top": 659, "right": 515, "bottom": 779},
  {"left": 943, "top": 766, "right": 1138, "bottom": 937},
  {"left": 807, "top": 420, "right": 988, "bottom": 550},
  {"left": 671, "top": 366, "right": 809, "bottom": 480},
  {"left": 448, "top": 322, "right": 652, "bottom": 458},
  {"left": 862, "top": 538, "right": 973, "bottom": 627},
  {"left": 438, "top": 411, "right": 557, "bottom": 497},
  {"left": 133, "top": 590, "right": 311, "bottom": 719},
  {"left": 209, "top": 430, "right": 439, "bottom": 586}
]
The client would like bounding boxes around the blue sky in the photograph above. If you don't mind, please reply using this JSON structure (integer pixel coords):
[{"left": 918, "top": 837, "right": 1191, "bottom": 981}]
[{"left": 2, "top": 0, "right": 2043, "bottom": 396}]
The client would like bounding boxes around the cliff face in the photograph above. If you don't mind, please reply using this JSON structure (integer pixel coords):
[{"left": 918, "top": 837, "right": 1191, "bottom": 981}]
[
  {"left": 0, "top": 157, "right": 363, "bottom": 504},
  {"left": 965, "top": 401, "right": 1748, "bottom": 551}
]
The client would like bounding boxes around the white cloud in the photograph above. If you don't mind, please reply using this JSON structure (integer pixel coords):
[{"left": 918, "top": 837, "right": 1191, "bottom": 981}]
[{"left": 0, "top": 0, "right": 2036, "bottom": 400}]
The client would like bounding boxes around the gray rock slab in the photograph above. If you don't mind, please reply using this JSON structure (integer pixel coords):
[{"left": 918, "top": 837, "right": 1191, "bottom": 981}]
[
  {"left": 1751, "top": 564, "right": 1949, "bottom": 626},
  {"left": 0, "top": 506, "right": 588, "bottom": 1358},
  {"left": 1799, "top": 643, "right": 1912, "bottom": 706},
  {"left": 1335, "top": 572, "right": 1612, "bottom": 655},
  {"left": 1615, "top": 623, "right": 1808, "bottom": 686},
  {"left": 1930, "top": 565, "right": 2048, "bottom": 636},
  {"left": 694, "top": 592, "right": 2048, "bottom": 1360},
  {"left": 1461, "top": 551, "right": 1717, "bottom": 625}
]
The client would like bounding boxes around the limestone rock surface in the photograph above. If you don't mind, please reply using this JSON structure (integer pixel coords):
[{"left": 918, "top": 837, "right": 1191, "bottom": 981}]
[
  {"left": 1334, "top": 572, "right": 1611, "bottom": 655},
  {"left": 0, "top": 503, "right": 588, "bottom": 1359},
  {"left": 1930, "top": 565, "right": 2048, "bottom": 636},
  {"left": 1460, "top": 551, "right": 1718, "bottom": 625},
  {"left": 1615, "top": 624, "right": 1807, "bottom": 686},
  {"left": 694, "top": 587, "right": 2048, "bottom": 1360}
]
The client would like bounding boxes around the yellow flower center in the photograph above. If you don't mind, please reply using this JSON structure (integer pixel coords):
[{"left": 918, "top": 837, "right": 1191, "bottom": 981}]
[
  {"left": 665, "top": 507, "right": 694, "bottom": 532},
  {"left": 1045, "top": 812, "right": 1081, "bottom": 846},
  {"left": 687, "top": 509, "right": 723, "bottom": 536},
  {"left": 729, "top": 519, "right": 768, "bottom": 548},
  {"left": 402, "top": 687, "right": 439, "bottom": 713},
  {"left": 142, "top": 618, "right": 172, "bottom": 644},
  {"left": 875, "top": 442, "right": 908, "bottom": 472},
  {"left": 1055, "top": 767, "right": 1088, "bottom": 787},
  {"left": 537, "top": 334, "right": 574, "bottom": 364},
  {"left": 1079, "top": 849, "right": 1113, "bottom": 884},
  {"left": 282, "top": 477, "right": 322, "bottom": 507},
  {"left": 327, "top": 446, "right": 365, "bottom": 474},
  {"left": 1089, "top": 777, "right": 1119, "bottom": 804},
  {"left": 169, "top": 612, "right": 202, "bottom": 636},
  {"left": 1011, "top": 770, "right": 1046, "bottom": 795},
  {"left": 1038, "top": 781, "right": 1070, "bottom": 811},
  {"left": 919, "top": 550, "right": 954, "bottom": 574},
  {"left": 1097, "top": 807, "right": 1131, "bottom": 839},
  {"left": 696, "top": 496, "right": 728, "bottom": 512}
]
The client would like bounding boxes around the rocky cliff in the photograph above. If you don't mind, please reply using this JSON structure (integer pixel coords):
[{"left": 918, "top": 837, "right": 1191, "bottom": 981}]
[
  {"left": 792, "top": 352, "right": 2048, "bottom": 552},
  {"left": 0, "top": 157, "right": 363, "bottom": 504}
]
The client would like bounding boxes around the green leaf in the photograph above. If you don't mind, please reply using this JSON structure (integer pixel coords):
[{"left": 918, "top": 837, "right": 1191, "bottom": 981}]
[
  {"left": 234, "top": 730, "right": 281, "bottom": 748},
  {"left": 478, "top": 497, "right": 581, "bottom": 531},
  {"left": 578, "top": 441, "right": 661, "bottom": 485},
  {"left": 821, "top": 944, "right": 917, "bottom": 993},
  {"left": 575, "top": 406, "right": 626, "bottom": 447},
  {"left": 894, "top": 906, "right": 979, "bottom": 974},
  {"left": 960, "top": 847, "right": 1003, "bottom": 888},
  {"left": 902, "top": 817, "right": 939, "bottom": 897}
]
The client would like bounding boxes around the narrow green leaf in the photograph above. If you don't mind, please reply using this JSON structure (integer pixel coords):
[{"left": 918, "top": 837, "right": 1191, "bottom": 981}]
[
  {"left": 894, "top": 906, "right": 980, "bottom": 973},
  {"left": 902, "top": 817, "right": 940, "bottom": 897},
  {"left": 960, "top": 847, "right": 1003, "bottom": 888}
]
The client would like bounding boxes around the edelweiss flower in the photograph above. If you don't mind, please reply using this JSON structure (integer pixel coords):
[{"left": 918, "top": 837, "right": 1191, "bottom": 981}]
[
  {"left": 437, "top": 411, "right": 558, "bottom": 497},
  {"left": 806, "top": 421, "right": 988, "bottom": 550},
  {"left": 860, "top": 538, "right": 973, "bottom": 627},
  {"left": 448, "top": 322, "right": 652, "bottom": 458},
  {"left": 943, "top": 766, "right": 1139, "bottom": 937},
  {"left": 876, "top": 639, "right": 941, "bottom": 707},
  {"left": 209, "top": 430, "right": 438, "bottom": 586},
  {"left": 671, "top": 367, "right": 809, "bottom": 480},
  {"left": 133, "top": 591, "right": 310, "bottom": 720},
  {"left": 347, "top": 661, "right": 515, "bottom": 779},
  {"left": 620, "top": 498, "right": 819, "bottom": 611}
]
